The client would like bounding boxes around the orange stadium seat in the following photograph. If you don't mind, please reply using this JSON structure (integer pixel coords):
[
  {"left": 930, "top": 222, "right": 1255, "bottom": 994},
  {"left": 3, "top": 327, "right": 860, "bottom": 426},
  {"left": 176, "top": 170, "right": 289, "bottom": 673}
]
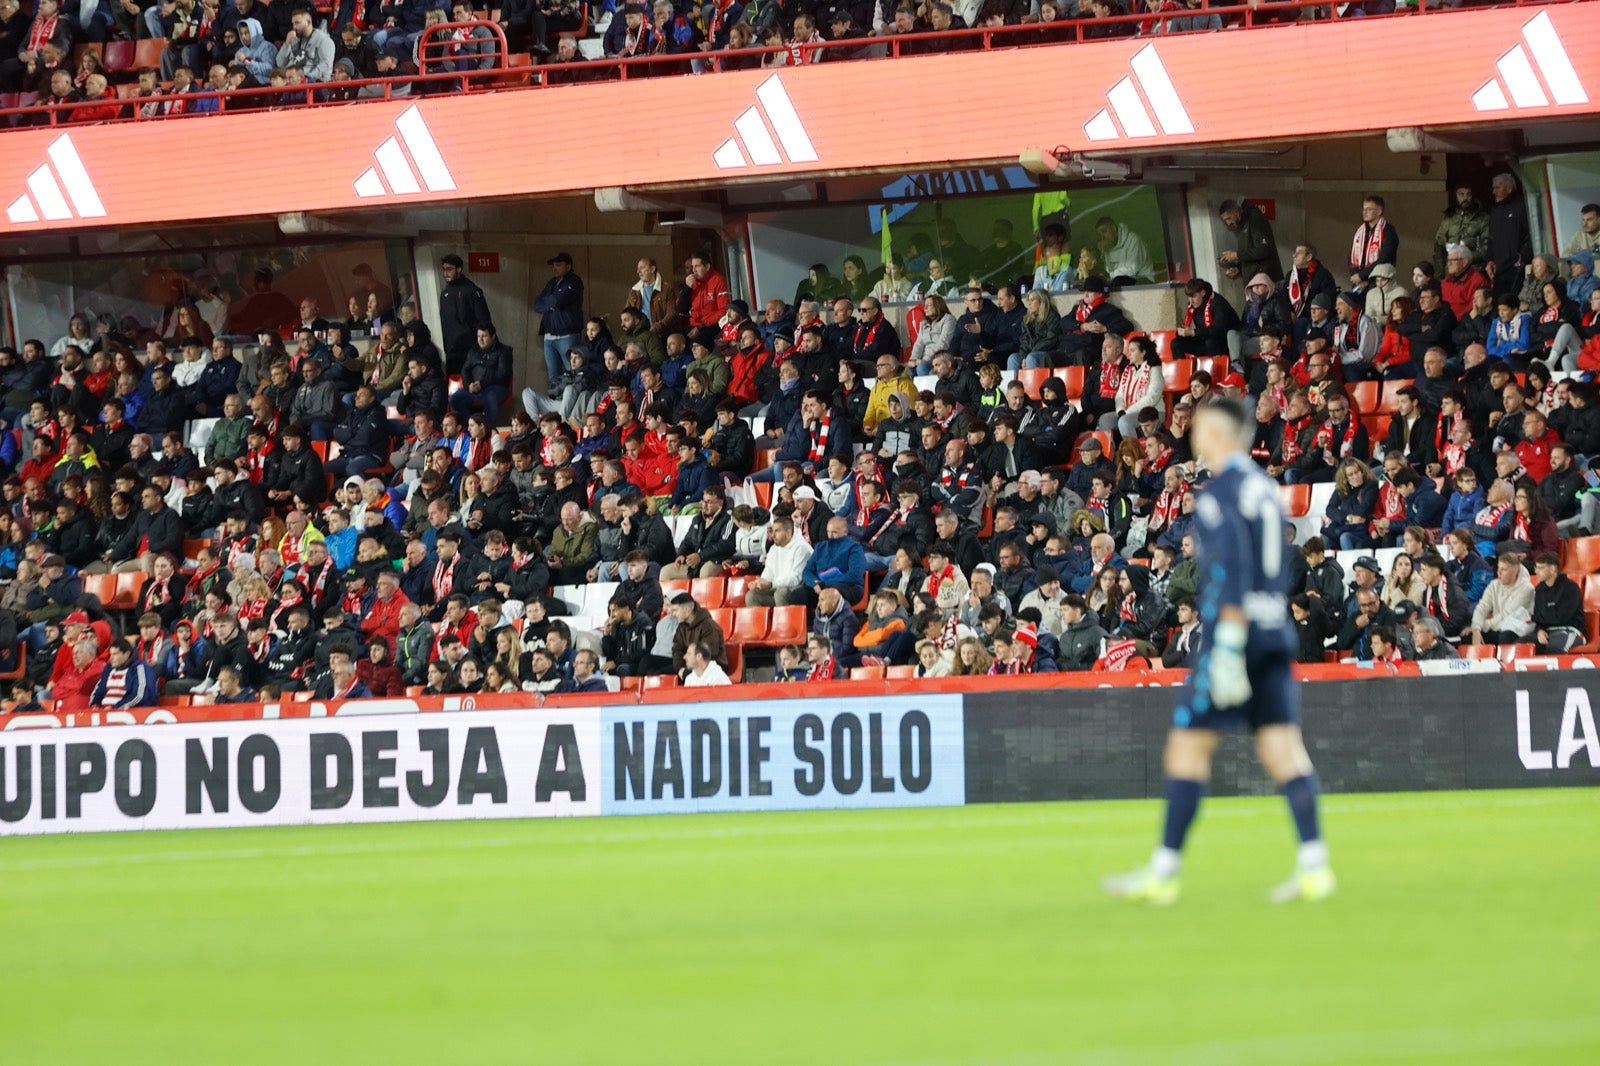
[
  {"left": 81, "top": 573, "right": 117, "bottom": 609},
  {"left": 642, "top": 674, "right": 678, "bottom": 690},
  {"left": 885, "top": 664, "right": 917, "bottom": 678},
  {"left": 731, "top": 607, "right": 769, "bottom": 643},
  {"left": 102, "top": 40, "right": 135, "bottom": 73},
  {"left": 132, "top": 38, "right": 165, "bottom": 71},
  {"left": 1144, "top": 330, "right": 1176, "bottom": 361},
  {"left": 724, "top": 574, "right": 753, "bottom": 607},
  {"left": 708, "top": 608, "right": 735, "bottom": 641},
  {"left": 1378, "top": 379, "right": 1413, "bottom": 414},
  {"left": 849, "top": 666, "right": 887, "bottom": 680},
  {"left": 1163, "top": 359, "right": 1192, "bottom": 394},
  {"left": 762, "top": 605, "right": 808, "bottom": 647},
  {"left": 1564, "top": 537, "right": 1600, "bottom": 576},
  {"left": 690, "top": 576, "right": 725, "bottom": 610},
  {"left": 1054, "top": 365, "right": 1086, "bottom": 402},
  {"left": 1347, "top": 380, "right": 1380, "bottom": 415},
  {"left": 1280, "top": 484, "right": 1311, "bottom": 518},
  {"left": 1016, "top": 368, "right": 1051, "bottom": 400}
]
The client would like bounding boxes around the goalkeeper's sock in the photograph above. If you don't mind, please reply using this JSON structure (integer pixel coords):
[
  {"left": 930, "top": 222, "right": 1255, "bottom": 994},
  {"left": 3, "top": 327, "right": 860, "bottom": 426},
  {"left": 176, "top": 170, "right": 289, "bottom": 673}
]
[
  {"left": 1160, "top": 778, "right": 1205, "bottom": 857},
  {"left": 1281, "top": 773, "right": 1327, "bottom": 867}
]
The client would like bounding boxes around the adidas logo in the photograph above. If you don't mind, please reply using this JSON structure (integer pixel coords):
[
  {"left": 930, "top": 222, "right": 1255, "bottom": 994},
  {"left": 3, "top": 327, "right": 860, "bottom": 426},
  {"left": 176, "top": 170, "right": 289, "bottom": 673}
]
[
  {"left": 353, "top": 104, "right": 457, "bottom": 199},
  {"left": 1083, "top": 43, "right": 1194, "bottom": 144},
  {"left": 712, "top": 74, "right": 818, "bottom": 170},
  {"left": 1471, "top": 11, "right": 1587, "bottom": 113},
  {"left": 5, "top": 134, "right": 105, "bottom": 224}
]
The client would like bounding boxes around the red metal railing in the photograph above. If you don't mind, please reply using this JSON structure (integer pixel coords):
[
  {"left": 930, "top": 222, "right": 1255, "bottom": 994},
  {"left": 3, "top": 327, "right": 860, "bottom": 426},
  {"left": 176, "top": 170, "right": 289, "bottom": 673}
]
[{"left": 0, "top": 0, "right": 1569, "bottom": 129}]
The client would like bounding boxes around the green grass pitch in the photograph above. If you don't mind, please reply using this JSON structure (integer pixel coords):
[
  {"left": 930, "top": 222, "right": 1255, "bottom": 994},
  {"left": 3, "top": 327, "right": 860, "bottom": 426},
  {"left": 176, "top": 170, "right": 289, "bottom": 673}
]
[{"left": 4, "top": 790, "right": 1597, "bottom": 1065}]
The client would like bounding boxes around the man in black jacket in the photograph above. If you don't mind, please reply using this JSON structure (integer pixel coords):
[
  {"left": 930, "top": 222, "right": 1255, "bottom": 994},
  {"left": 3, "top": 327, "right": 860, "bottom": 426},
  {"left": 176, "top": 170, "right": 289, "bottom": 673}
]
[
  {"left": 662, "top": 487, "right": 736, "bottom": 579},
  {"left": 1486, "top": 172, "right": 1533, "bottom": 298},
  {"left": 707, "top": 399, "right": 755, "bottom": 479},
  {"left": 264, "top": 423, "right": 327, "bottom": 508},
  {"left": 451, "top": 325, "right": 513, "bottom": 426},
  {"left": 1171, "top": 278, "right": 1240, "bottom": 360},
  {"left": 1218, "top": 199, "right": 1282, "bottom": 283},
  {"left": 601, "top": 596, "right": 655, "bottom": 678},
  {"left": 437, "top": 254, "right": 495, "bottom": 375},
  {"left": 1061, "top": 278, "right": 1134, "bottom": 365},
  {"left": 327, "top": 386, "right": 391, "bottom": 480},
  {"left": 112, "top": 485, "right": 185, "bottom": 572}
]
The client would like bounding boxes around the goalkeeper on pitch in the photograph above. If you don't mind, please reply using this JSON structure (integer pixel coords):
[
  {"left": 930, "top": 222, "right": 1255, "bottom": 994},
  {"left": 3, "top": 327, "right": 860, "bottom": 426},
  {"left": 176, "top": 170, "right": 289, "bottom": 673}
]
[{"left": 1105, "top": 396, "right": 1335, "bottom": 905}]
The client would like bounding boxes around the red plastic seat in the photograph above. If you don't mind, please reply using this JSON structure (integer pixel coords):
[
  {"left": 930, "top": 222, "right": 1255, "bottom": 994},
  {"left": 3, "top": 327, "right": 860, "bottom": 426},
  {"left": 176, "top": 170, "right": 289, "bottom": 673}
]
[
  {"left": 724, "top": 574, "right": 753, "bottom": 607},
  {"left": 762, "top": 605, "right": 808, "bottom": 647},
  {"left": 1280, "top": 483, "right": 1311, "bottom": 518},
  {"left": 708, "top": 608, "right": 736, "bottom": 641},
  {"left": 902, "top": 303, "right": 925, "bottom": 348},
  {"left": 1016, "top": 368, "right": 1051, "bottom": 400},
  {"left": 849, "top": 665, "right": 887, "bottom": 680},
  {"left": 109, "top": 571, "right": 147, "bottom": 612},
  {"left": 132, "top": 38, "right": 165, "bottom": 71},
  {"left": 102, "top": 40, "right": 135, "bottom": 73},
  {"left": 731, "top": 606, "right": 768, "bottom": 643},
  {"left": 1378, "top": 378, "right": 1413, "bottom": 415},
  {"left": 1565, "top": 538, "right": 1600, "bottom": 576},
  {"left": 751, "top": 482, "right": 774, "bottom": 508},
  {"left": 690, "top": 576, "right": 725, "bottom": 610},
  {"left": 642, "top": 674, "right": 678, "bottom": 690},
  {"left": 1459, "top": 643, "right": 1497, "bottom": 660},
  {"left": 1162, "top": 358, "right": 1193, "bottom": 394},
  {"left": 1348, "top": 380, "right": 1381, "bottom": 415},
  {"left": 1496, "top": 643, "right": 1536, "bottom": 663},
  {"left": 885, "top": 664, "right": 917, "bottom": 679},
  {"left": 1144, "top": 329, "right": 1176, "bottom": 361},
  {"left": 1054, "top": 365, "right": 1086, "bottom": 402}
]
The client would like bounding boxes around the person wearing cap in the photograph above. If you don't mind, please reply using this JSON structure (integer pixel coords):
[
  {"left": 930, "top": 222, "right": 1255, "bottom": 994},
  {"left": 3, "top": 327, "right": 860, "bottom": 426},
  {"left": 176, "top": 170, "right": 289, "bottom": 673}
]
[
  {"left": 530, "top": 251, "right": 584, "bottom": 391},
  {"left": 1018, "top": 565, "right": 1067, "bottom": 636},
  {"left": 1218, "top": 199, "right": 1282, "bottom": 284},
  {"left": 1064, "top": 430, "right": 1113, "bottom": 501},
  {"left": 1172, "top": 278, "right": 1240, "bottom": 361},
  {"left": 1332, "top": 289, "right": 1380, "bottom": 379},
  {"left": 1062, "top": 276, "right": 1135, "bottom": 364}
]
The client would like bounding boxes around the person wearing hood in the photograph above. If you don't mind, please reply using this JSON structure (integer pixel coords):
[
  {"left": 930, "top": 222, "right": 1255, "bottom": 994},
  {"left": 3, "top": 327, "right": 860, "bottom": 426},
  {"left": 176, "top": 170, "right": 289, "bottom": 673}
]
[
  {"left": 1110, "top": 562, "right": 1168, "bottom": 656},
  {"left": 231, "top": 17, "right": 277, "bottom": 80},
  {"left": 862, "top": 354, "right": 916, "bottom": 437},
  {"left": 1433, "top": 186, "right": 1491, "bottom": 271},
  {"left": 871, "top": 391, "right": 920, "bottom": 460}
]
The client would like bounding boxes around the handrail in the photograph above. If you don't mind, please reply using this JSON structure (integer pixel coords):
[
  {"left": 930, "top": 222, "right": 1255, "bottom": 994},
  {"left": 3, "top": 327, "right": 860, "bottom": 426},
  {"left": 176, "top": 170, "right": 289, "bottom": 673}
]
[{"left": 0, "top": 0, "right": 1571, "bottom": 129}]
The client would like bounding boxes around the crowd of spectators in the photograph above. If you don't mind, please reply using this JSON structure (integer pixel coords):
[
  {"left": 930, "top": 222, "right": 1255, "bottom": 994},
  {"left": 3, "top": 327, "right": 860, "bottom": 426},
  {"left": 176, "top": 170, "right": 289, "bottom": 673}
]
[
  {"left": 0, "top": 0, "right": 1499, "bottom": 122},
  {"left": 3, "top": 184, "right": 1600, "bottom": 712}
]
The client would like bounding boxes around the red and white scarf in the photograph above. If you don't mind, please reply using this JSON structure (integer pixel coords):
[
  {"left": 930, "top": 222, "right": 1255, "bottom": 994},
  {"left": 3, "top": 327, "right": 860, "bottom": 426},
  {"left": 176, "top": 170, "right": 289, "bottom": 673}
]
[
  {"left": 1350, "top": 219, "right": 1387, "bottom": 272},
  {"left": 806, "top": 412, "right": 832, "bottom": 464},
  {"left": 787, "top": 30, "right": 822, "bottom": 65},
  {"left": 432, "top": 555, "right": 458, "bottom": 603},
  {"left": 927, "top": 563, "right": 956, "bottom": 601},
  {"left": 1184, "top": 297, "right": 1215, "bottom": 331},
  {"left": 1151, "top": 485, "right": 1186, "bottom": 532},
  {"left": 940, "top": 463, "right": 976, "bottom": 491},
  {"left": 1424, "top": 574, "right": 1455, "bottom": 623},
  {"left": 1099, "top": 361, "right": 1125, "bottom": 400},
  {"left": 1286, "top": 262, "right": 1317, "bottom": 314},
  {"left": 1315, "top": 417, "right": 1360, "bottom": 460},
  {"left": 1076, "top": 293, "right": 1105, "bottom": 323},
  {"left": 807, "top": 655, "right": 837, "bottom": 680},
  {"left": 26, "top": 12, "right": 58, "bottom": 53},
  {"left": 1280, "top": 415, "right": 1313, "bottom": 464}
]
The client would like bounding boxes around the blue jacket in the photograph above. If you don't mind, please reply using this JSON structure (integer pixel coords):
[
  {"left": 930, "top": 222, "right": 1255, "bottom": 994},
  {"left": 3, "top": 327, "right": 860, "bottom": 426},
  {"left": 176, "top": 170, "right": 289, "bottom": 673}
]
[
  {"left": 670, "top": 456, "right": 715, "bottom": 509},
  {"left": 1405, "top": 480, "right": 1447, "bottom": 529},
  {"left": 776, "top": 406, "right": 853, "bottom": 465},
  {"left": 802, "top": 535, "right": 866, "bottom": 593},
  {"left": 811, "top": 600, "right": 860, "bottom": 653},
  {"left": 1440, "top": 485, "right": 1484, "bottom": 535},
  {"left": 90, "top": 660, "right": 160, "bottom": 709},
  {"left": 195, "top": 355, "right": 242, "bottom": 411},
  {"left": 1487, "top": 312, "right": 1529, "bottom": 361},
  {"left": 533, "top": 273, "right": 585, "bottom": 336},
  {"left": 1568, "top": 251, "right": 1598, "bottom": 307}
]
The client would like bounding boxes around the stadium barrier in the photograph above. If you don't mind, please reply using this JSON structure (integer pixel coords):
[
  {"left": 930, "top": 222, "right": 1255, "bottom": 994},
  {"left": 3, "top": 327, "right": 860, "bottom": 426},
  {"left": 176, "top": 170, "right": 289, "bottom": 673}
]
[{"left": 2, "top": 669, "right": 1594, "bottom": 835}]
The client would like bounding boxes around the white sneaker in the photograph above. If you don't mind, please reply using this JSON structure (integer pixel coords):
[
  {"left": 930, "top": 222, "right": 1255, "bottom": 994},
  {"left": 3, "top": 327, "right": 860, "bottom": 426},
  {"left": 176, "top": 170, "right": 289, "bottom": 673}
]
[{"left": 1268, "top": 864, "right": 1338, "bottom": 904}]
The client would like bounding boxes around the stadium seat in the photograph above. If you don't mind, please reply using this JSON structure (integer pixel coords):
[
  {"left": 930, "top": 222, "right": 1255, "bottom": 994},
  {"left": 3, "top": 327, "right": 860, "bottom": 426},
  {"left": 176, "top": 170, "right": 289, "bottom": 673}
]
[
  {"left": 404, "top": 685, "right": 425, "bottom": 696},
  {"left": 1378, "top": 379, "right": 1413, "bottom": 414},
  {"left": 132, "top": 38, "right": 165, "bottom": 71},
  {"left": 109, "top": 572, "right": 147, "bottom": 612},
  {"left": 903, "top": 303, "right": 925, "bottom": 348},
  {"left": 1016, "top": 368, "right": 1051, "bottom": 400},
  {"left": 762, "top": 605, "right": 807, "bottom": 647},
  {"left": 751, "top": 481, "right": 774, "bottom": 508},
  {"left": 731, "top": 606, "right": 769, "bottom": 643},
  {"left": 1564, "top": 537, "right": 1600, "bottom": 576},
  {"left": 1280, "top": 483, "right": 1311, "bottom": 518},
  {"left": 1348, "top": 380, "right": 1380, "bottom": 415},
  {"left": 1162, "top": 358, "right": 1193, "bottom": 394},
  {"left": 1054, "top": 365, "right": 1086, "bottom": 402},
  {"left": 724, "top": 644, "right": 743, "bottom": 680},
  {"left": 1582, "top": 574, "right": 1600, "bottom": 612},
  {"left": 660, "top": 578, "right": 691, "bottom": 602},
  {"left": 81, "top": 573, "right": 118, "bottom": 609},
  {"left": 690, "top": 576, "right": 725, "bottom": 610},
  {"left": 885, "top": 664, "right": 917, "bottom": 678},
  {"left": 724, "top": 574, "right": 752, "bottom": 607},
  {"left": 1145, "top": 330, "right": 1176, "bottom": 361},
  {"left": 1497, "top": 643, "right": 1536, "bottom": 663},
  {"left": 849, "top": 665, "right": 887, "bottom": 680},
  {"left": 709, "top": 608, "right": 735, "bottom": 641},
  {"left": 102, "top": 40, "right": 135, "bottom": 73},
  {"left": 0, "top": 647, "right": 25, "bottom": 682},
  {"left": 1196, "top": 356, "right": 1230, "bottom": 381},
  {"left": 617, "top": 676, "right": 643, "bottom": 693},
  {"left": 1459, "top": 643, "right": 1496, "bottom": 660},
  {"left": 1362, "top": 413, "right": 1391, "bottom": 446},
  {"left": 642, "top": 674, "right": 678, "bottom": 690}
]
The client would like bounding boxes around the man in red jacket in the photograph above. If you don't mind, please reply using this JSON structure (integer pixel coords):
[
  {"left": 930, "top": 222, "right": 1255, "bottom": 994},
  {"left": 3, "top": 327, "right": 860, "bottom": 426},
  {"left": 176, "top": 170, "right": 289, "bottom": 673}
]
[
  {"left": 687, "top": 253, "right": 730, "bottom": 330},
  {"left": 1514, "top": 407, "right": 1559, "bottom": 484},
  {"left": 361, "top": 571, "right": 411, "bottom": 647}
]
